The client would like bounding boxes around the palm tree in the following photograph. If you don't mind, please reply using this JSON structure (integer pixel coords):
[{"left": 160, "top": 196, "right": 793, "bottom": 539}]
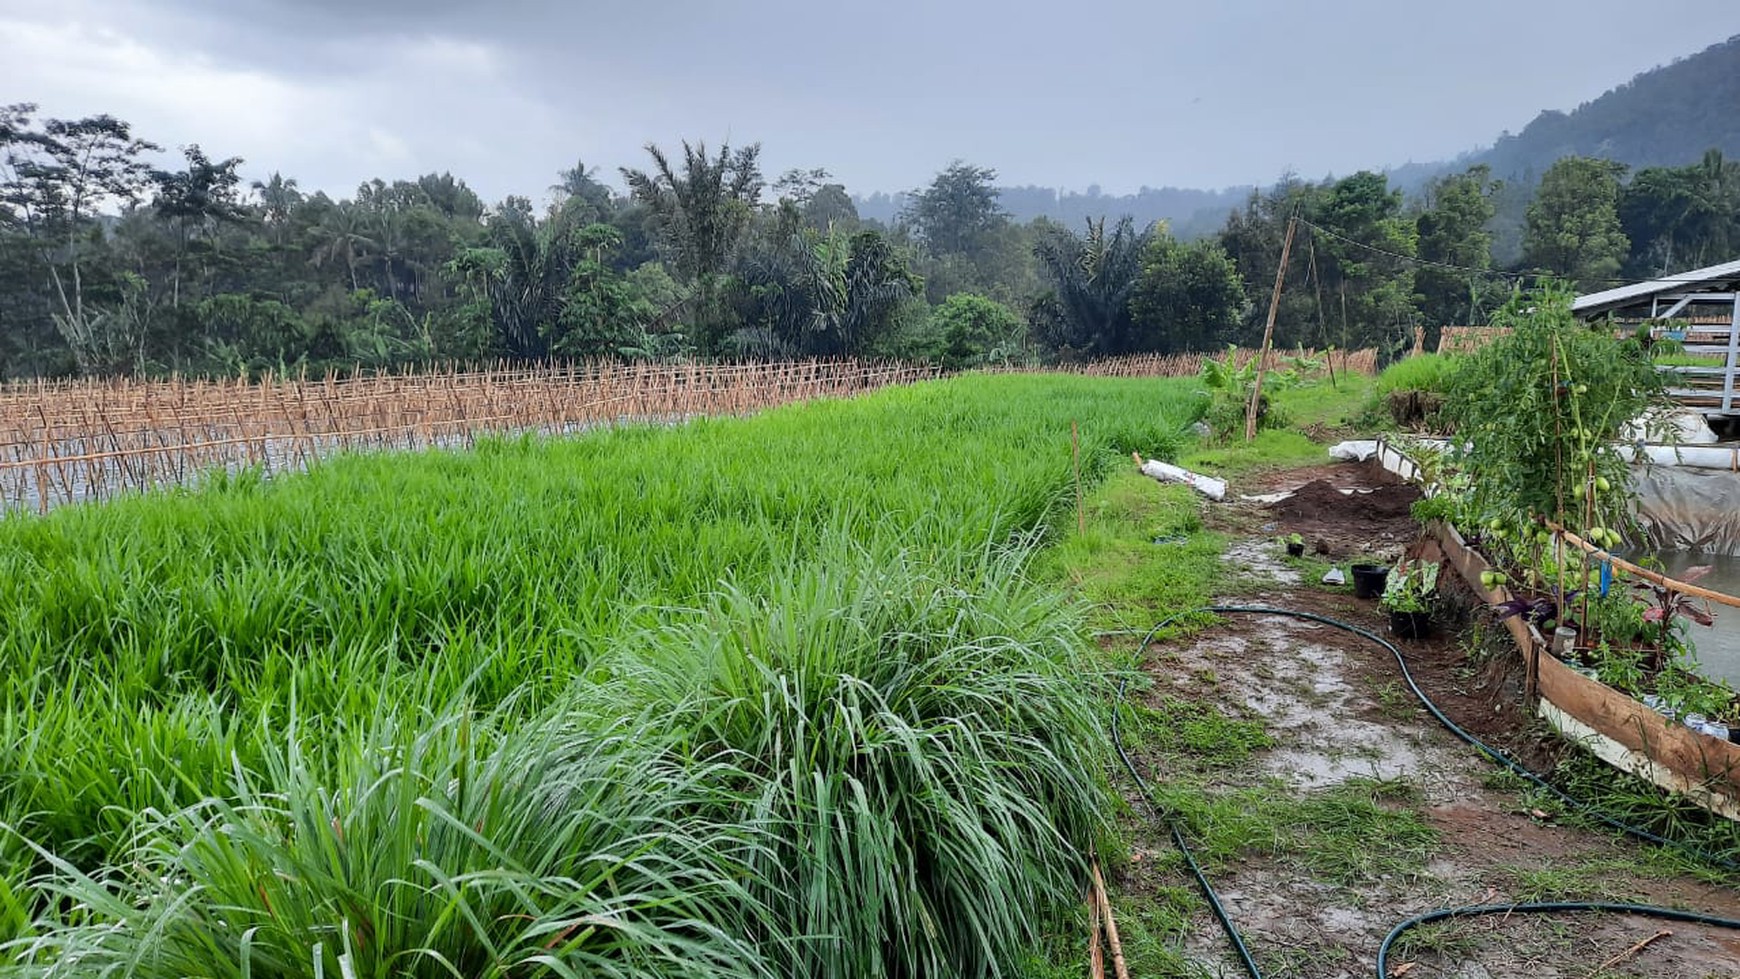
[
  {"left": 550, "top": 158, "right": 613, "bottom": 216},
  {"left": 736, "top": 218, "right": 919, "bottom": 357},
  {"left": 309, "top": 201, "right": 375, "bottom": 292},
  {"left": 1032, "top": 217, "right": 1150, "bottom": 354},
  {"left": 621, "top": 141, "right": 764, "bottom": 353},
  {"left": 251, "top": 172, "right": 301, "bottom": 226},
  {"left": 440, "top": 197, "right": 569, "bottom": 358},
  {"left": 621, "top": 141, "right": 762, "bottom": 283}
]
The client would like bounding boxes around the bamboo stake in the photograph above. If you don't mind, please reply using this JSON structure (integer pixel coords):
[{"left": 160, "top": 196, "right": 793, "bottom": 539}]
[
  {"left": 1246, "top": 213, "right": 1298, "bottom": 442},
  {"left": 1087, "top": 892, "right": 1104, "bottom": 979},
  {"left": 1089, "top": 863, "right": 1130, "bottom": 979},
  {"left": 1552, "top": 523, "right": 1740, "bottom": 609}
]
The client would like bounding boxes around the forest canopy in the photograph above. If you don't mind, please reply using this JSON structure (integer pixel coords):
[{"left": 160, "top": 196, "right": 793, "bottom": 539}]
[{"left": 3, "top": 101, "right": 1738, "bottom": 379}]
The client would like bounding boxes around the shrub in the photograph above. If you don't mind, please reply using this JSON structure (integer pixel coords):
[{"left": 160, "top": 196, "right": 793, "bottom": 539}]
[{"left": 1198, "top": 346, "right": 1293, "bottom": 440}]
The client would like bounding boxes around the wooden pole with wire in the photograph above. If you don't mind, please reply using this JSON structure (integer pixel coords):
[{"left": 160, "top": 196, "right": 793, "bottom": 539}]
[{"left": 1245, "top": 214, "right": 1298, "bottom": 441}]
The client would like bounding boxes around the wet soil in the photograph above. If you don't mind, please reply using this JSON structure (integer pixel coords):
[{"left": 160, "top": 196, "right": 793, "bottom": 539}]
[
  {"left": 1263, "top": 478, "right": 1423, "bottom": 561},
  {"left": 1105, "top": 459, "right": 1740, "bottom": 979},
  {"left": 1218, "top": 462, "right": 1423, "bottom": 561}
]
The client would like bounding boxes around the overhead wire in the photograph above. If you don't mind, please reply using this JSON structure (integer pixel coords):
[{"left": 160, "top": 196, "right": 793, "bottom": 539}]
[
  {"left": 1297, "top": 216, "right": 1532, "bottom": 283},
  {"left": 1110, "top": 604, "right": 1740, "bottom": 979}
]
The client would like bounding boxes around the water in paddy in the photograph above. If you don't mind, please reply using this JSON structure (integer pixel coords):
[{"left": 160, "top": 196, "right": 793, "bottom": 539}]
[{"left": 1643, "top": 550, "right": 1740, "bottom": 687}]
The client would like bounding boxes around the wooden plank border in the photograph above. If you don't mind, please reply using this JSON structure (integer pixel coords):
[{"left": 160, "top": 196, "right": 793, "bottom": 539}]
[
  {"left": 1430, "top": 518, "right": 1740, "bottom": 818},
  {"left": 1369, "top": 444, "right": 1740, "bottom": 819}
]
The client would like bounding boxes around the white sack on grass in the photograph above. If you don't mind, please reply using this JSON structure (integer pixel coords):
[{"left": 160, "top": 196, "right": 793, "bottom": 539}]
[
  {"left": 1134, "top": 455, "right": 1227, "bottom": 501},
  {"left": 1328, "top": 440, "right": 1380, "bottom": 462}
]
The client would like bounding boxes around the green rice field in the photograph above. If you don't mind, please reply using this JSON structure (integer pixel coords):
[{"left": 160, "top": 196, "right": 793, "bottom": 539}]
[{"left": 0, "top": 374, "right": 1206, "bottom": 977}]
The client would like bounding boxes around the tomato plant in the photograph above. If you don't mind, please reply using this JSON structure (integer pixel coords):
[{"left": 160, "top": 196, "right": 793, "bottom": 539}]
[{"left": 1441, "top": 284, "right": 1666, "bottom": 547}]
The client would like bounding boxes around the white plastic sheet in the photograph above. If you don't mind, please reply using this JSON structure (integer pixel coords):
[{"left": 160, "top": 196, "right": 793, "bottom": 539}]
[
  {"left": 1617, "top": 444, "right": 1740, "bottom": 470},
  {"left": 1136, "top": 457, "right": 1227, "bottom": 501},
  {"left": 1632, "top": 464, "right": 1740, "bottom": 554},
  {"left": 1621, "top": 408, "right": 1718, "bottom": 445},
  {"left": 1327, "top": 440, "right": 1379, "bottom": 462}
]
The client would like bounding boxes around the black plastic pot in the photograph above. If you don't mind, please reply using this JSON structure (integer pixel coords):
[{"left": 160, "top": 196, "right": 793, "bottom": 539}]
[
  {"left": 1351, "top": 563, "right": 1390, "bottom": 599},
  {"left": 1286, "top": 541, "right": 1305, "bottom": 558},
  {"left": 1389, "top": 610, "right": 1431, "bottom": 640}
]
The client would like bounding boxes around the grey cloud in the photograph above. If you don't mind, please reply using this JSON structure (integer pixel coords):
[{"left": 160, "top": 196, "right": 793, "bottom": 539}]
[{"left": 3, "top": 0, "right": 1738, "bottom": 204}]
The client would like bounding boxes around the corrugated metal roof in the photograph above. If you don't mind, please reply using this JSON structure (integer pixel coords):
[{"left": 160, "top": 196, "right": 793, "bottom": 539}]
[{"left": 1572, "top": 258, "right": 1740, "bottom": 318}]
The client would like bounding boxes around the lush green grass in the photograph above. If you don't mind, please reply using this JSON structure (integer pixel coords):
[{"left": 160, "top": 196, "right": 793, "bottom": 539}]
[
  {"left": 1034, "top": 472, "right": 1224, "bottom": 632},
  {"left": 1652, "top": 351, "right": 1728, "bottom": 367},
  {"left": 1146, "top": 776, "right": 1437, "bottom": 883},
  {"left": 1275, "top": 372, "right": 1378, "bottom": 428},
  {"left": 1173, "top": 376, "right": 1375, "bottom": 477},
  {"left": 0, "top": 373, "right": 1209, "bottom": 977},
  {"left": 1179, "top": 428, "right": 1328, "bottom": 475},
  {"left": 1521, "top": 752, "right": 1740, "bottom": 875},
  {"left": 1374, "top": 353, "right": 1460, "bottom": 395}
]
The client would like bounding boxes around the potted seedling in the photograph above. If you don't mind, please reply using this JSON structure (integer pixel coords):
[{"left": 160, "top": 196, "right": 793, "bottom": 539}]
[
  {"left": 1284, "top": 533, "right": 1305, "bottom": 558},
  {"left": 1381, "top": 561, "right": 1439, "bottom": 640}
]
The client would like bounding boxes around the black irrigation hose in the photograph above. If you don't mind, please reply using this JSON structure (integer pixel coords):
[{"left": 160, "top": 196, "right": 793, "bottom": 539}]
[{"left": 1110, "top": 604, "right": 1740, "bottom": 979}]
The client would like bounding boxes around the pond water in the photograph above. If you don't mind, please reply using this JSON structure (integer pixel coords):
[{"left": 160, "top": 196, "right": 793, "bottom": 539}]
[{"left": 1637, "top": 550, "right": 1740, "bottom": 688}]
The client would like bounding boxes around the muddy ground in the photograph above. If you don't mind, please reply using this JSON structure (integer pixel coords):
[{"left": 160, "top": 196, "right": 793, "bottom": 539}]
[{"left": 1108, "top": 460, "right": 1740, "bottom": 979}]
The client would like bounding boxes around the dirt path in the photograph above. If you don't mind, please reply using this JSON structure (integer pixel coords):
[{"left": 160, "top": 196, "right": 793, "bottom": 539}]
[{"left": 1106, "top": 462, "right": 1740, "bottom": 979}]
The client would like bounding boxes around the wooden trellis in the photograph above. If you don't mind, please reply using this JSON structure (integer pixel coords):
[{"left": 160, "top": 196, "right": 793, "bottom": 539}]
[{"left": 0, "top": 359, "right": 939, "bottom": 513}]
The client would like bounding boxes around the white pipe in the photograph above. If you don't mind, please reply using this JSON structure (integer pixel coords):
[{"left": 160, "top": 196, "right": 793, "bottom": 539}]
[{"left": 1617, "top": 444, "right": 1740, "bottom": 470}]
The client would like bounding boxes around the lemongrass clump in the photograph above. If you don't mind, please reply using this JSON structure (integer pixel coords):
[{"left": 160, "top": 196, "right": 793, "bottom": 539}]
[
  {"left": 599, "top": 541, "right": 1111, "bottom": 979},
  {"left": 8, "top": 707, "right": 768, "bottom": 979}
]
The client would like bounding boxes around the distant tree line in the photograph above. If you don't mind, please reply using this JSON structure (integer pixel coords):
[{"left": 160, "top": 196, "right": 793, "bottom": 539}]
[{"left": 2, "top": 101, "right": 1737, "bottom": 378}]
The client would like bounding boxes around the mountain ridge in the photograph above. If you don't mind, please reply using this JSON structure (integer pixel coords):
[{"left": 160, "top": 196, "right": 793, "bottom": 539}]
[{"left": 855, "top": 34, "right": 1740, "bottom": 235}]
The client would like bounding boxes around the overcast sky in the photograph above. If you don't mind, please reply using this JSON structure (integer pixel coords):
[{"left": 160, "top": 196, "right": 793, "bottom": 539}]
[{"left": 3, "top": 0, "right": 1737, "bottom": 204}]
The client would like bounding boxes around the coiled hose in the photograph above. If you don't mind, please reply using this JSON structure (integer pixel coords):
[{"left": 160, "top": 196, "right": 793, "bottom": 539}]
[{"left": 1110, "top": 605, "right": 1740, "bottom": 979}]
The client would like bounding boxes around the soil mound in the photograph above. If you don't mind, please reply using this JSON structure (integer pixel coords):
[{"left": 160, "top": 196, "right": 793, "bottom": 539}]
[
  {"left": 1268, "top": 479, "right": 1418, "bottom": 521},
  {"left": 1265, "top": 478, "right": 1422, "bottom": 558}
]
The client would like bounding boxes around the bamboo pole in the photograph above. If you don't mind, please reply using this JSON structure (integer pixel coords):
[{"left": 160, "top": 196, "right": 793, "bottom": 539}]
[
  {"left": 1551, "top": 523, "right": 1740, "bottom": 610},
  {"left": 1246, "top": 215, "right": 1298, "bottom": 442},
  {"left": 1087, "top": 892, "right": 1104, "bottom": 979},
  {"left": 1089, "top": 863, "right": 1129, "bottom": 979}
]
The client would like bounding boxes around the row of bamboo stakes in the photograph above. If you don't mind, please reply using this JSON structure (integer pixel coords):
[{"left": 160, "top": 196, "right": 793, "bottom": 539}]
[
  {"left": 0, "top": 349, "right": 1379, "bottom": 514},
  {"left": 1035, "top": 346, "right": 1377, "bottom": 379},
  {"left": 0, "top": 360, "right": 938, "bottom": 514}
]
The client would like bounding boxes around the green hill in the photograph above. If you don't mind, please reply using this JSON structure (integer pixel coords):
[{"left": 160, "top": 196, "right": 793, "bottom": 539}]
[{"left": 1431, "top": 35, "right": 1740, "bottom": 186}]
